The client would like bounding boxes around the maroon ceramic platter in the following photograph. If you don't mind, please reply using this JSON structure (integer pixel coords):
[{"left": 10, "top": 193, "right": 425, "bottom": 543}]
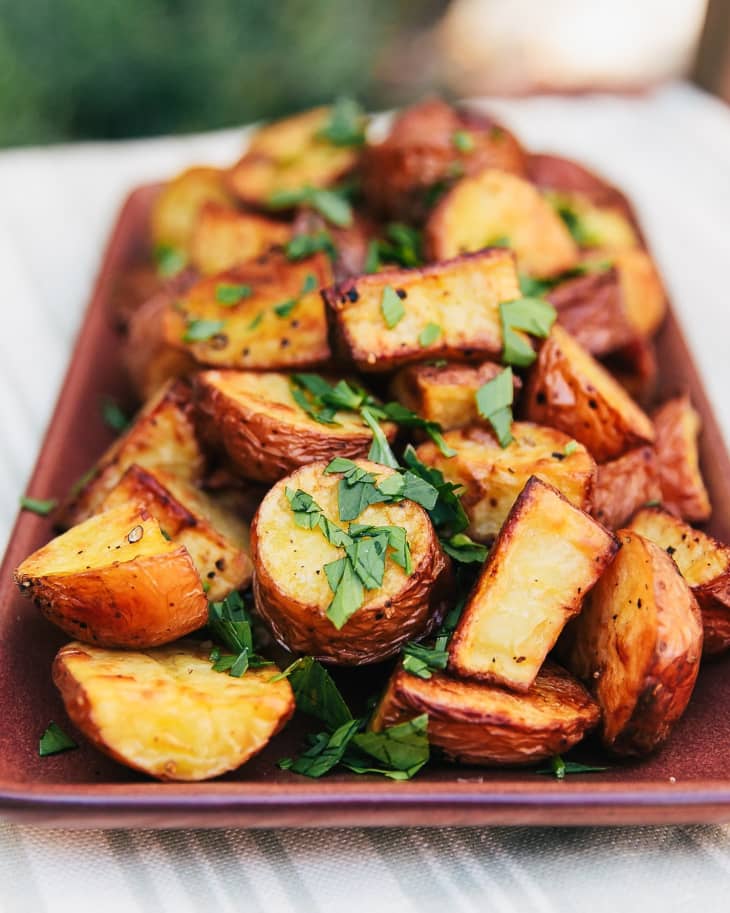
[{"left": 1, "top": 185, "right": 730, "bottom": 828}]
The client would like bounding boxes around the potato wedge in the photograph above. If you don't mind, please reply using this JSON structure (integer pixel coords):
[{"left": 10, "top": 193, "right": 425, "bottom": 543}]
[
  {"left": 361, "top": 98, "right": 526, "bottom": 222},
  {"left": 151, "top": 166, "right": 234, "bottom": 253},
  {"left": 568, "top": 529, "right": 702, "bottom": 756},
  {"left": 170, "top": 251, "right": 333, "bottom": 371},
  {"left": 53, "top": 641, "right": 294, "bottom": 781},
  {"left": 449, "top": 477, "right": 618, "bottom": 691},
  {"left": 194, "top": 369, "right": 396, "bottom": 483},
  {"left": 390, "top": 361, "right": 519, "bottom": 433},
  {"left": 524, "top": 324, "right": 655, "bottom": 462},
  {"left": 110, "top": 262, "right": 162, "bottom": 329},
  {"left": 100, "top": 464, "right": 252, "bottom": 602},
  {"left": 62, "top": 379, "right": 205, "bottom": 527},
  {"left": 324, "top": 248, "right": 519, "bottom": 372},
  {"left": 601, "top": 337, "right": 658, "bottom": 405},
  {"left": 15, "top": 504, "right": 208, "bottom": 648},
  {"left": 425, "top": 168, "right": 579, "bottom": 277},
  {"left": 251, "top": 460, "right": 451, "bottom": 664},
  {"left": 370, "top": 660, "right": 599, "bottom": 766},
  {"left": 592, "top": 446, "right": 661, "bottom": 530},
  {"left": 189, "top": 202, "right": 291, "bottom": 275},
  {"left": 612, "top": 248, "right": 666, "bottom": 338},
  {"left": 228, "top": 106, "right": 359, "bottom": 207},
  {"left": 415, "top": 423, "right": 595, "bottom": 543},
  {"left": 653, "top": 395, "right": 711, "bottom": 523},
  {"left": 628, "top": 507, "right": 730, "bottom": 655}
]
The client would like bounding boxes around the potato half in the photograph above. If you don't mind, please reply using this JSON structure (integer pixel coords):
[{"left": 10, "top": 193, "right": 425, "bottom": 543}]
[
  {"left": 53, "top": 641, "right": 294, "bottom": 781},
  {"left": 390, "top": 361, "right": 518, "bottom": 433},
  {"left": 189, "top": 202, "right": 291, "bottom": 275},
  {"left": 524, "top": 324, "right": 655, "bottom": 462},
  {"left": 425, "top": 168, "right": 579, "bottom": 277},
  {"left": 371, "top": 660, "right": 599, "bottom": 766},
  {"left": 251, "top": 460, "right": 451, "bottom": 664},
  {"left": 653, "top": 395, "right": 711, "bottom": 523},
  {"left": 449, "top": 476, "right": 618, "bottom": 691},
  {"left": 228, "top": 106, "right": 359, "bottom": 207},
  {"left": 100, "top": 464, "right": 252, "bottom": 602},
  {"left": 151, "top": 166, "right": 234, "bottom": 253},
  {"left": 62, "top": 378, "right": 205, "bottom": 527},
  {"left": 591, "top": 446, "right": 661, "bottom": 530},
  {"left": 415, "top": 422, "right": 595, "bottom": 544},
  {"left": 15, "top": 504, "right": 208, "bottom": 648},
  {"left": 629, "top": 507, "right": 730, "bottom": 655},
  {"left": 324, "top": 248, "right": 520, "bottom": 372},
  {"left": 194, "top": 369, "right": 396, "bottom": 483},
  {"left": 568, "top": 529, "right": 702, "bottom": 756}
]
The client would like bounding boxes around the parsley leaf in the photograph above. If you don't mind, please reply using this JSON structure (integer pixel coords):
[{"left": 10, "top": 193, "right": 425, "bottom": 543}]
[
  {"left": 378, "top": 224, "right": 423, "bottom": 268},
  {"left": 452, "top": 129, "right": 475, "bottom": 153},
  {"left": 19, "top": 495, "right": 57, "bottom": 516},
  {"left": 361, "top": 406, "right": 399, "bottom": 468},
  {"left": 476, "top": 366, "right": 515, "bottom": 447},
  {"left": 39, "top": 722, "right": 77, "bottom": 757},
  {"left": 182, "top": 318, "right": 225, "bottom": 343},
  {"left": 500, "top": 297, "right": 556, "bottom": 367},
  {"left": 564, "top": 440, "right": 578, "bottom": 456},
  {"left": 248, "top": 311, "right": 264, "bottom": 330},
  {"left": 324, "top": 556, "right": 365, "bottom": 629},
  {"left": 364, "top": 239, "right": 380, "bottom": 273},
  {"left": 101, "top": 397, "right": 130, "bottom": 433},
  {"left": 419, "top": 322, "right": 442, "bottom": 347},
  {"left": 274, "top": 298, "right": 297, "bottom": 318},
  {"left": 536, "top": 755, "right": 608, "bottom": 779},
  {"left": 401, "top": 445, "right": 469, "bottom": 539},
  {"left": 207, "top": 592, "right": 273, "bottom": 675},
  {"left": 440, "top": 532, "right": 488, "bottom": 564},
  {"left": 153, "top": 243, "right": 186, "bottom": 278},
  {"left": 285, "top": 231, "right": 336, "bottom": 261},
  {"left": 402, "top": 643, "right": 449, "bottom": 680},
  {"left": 268, "top": 186, "right": 353, "bottom": 228},
  {"left": 280, "top": 718, "right": 362, "bottom": 777},
  {"left": 273, "top": 656, "right": 352, "bottom": 730},
  {"left": 274, "top": 272, "right": 318, "bottom": 319},
  {"left": 215, "top": 283, "right": 252, "bottom": 305},
  {"left": 352, "top": 714, "right": 429, "bottom": 773},
  {"left": 317, "top": 97, "right": 367, "bottom": 147},
  {"left": 380, "top": 285, "right": 405, "bottom": 330}
]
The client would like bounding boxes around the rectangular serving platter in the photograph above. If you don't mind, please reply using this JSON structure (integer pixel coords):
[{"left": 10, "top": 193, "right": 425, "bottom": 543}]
[{"left": 2, "top": 183, "right": 730, "bottom": 828}]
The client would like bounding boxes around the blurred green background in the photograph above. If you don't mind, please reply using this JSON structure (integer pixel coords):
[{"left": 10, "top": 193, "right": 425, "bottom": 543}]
[{"left": 0, "top": 0, "right": 446, "bottom": 148}]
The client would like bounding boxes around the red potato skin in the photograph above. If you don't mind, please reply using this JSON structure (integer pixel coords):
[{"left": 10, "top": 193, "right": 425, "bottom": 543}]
[
  {"left": 653, "top": 395, "right": 711, "bottom": 523},
  {"left": 591, "top": 446, "right": 661, "bottom": 529}
]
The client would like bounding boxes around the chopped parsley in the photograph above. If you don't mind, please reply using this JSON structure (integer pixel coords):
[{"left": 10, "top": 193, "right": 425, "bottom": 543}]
[
  {"left": 182, "top": 318, "right": 225, "bottom": 343},
  {"left": 101, "top": 397, "right": 130, "bottom": 434},
  {"left": 476, "top": 366, "right": 515, "bottom": 447},
  {"left": 19, "top": 495, "right": 57, "bottom": 516},
  {"left": 153, "top": 244, "right": 186, "bottom": 278},
  {"left": 267, "top": 186, "right": 353, "bottom": 228},
  {"left": 564, "top": 440, "right": 578, "bottom": 456},
  {"left": 274, "top": 272, "right": 318, "bottom": 319},
  {"left": 285, "top": 231, "right": 336, "bottom": 262},
  {"left": 418, "top": 322, "right": 442, "bottom": 347},
  {"left": 537, "top": 755, "right": 608, "bottom": 779},
  {"left": 402, "top": 642, "right": 449, "bottom": 680},
  {"left": 366, "top": 224, "right": 423, "bottom": 272},
  {"left": 207, "top": 592, "right": 273, "bottom": 676},
  {"left": 272, "top": 656, "right": 353, "bottom": 730},
  {"left": 248, "top": 311, "right": 264, "bottom": 330},
  {"left": 452, "top": 129, "right": 475, "bottom": 153},
  {"left": 39, "top": 722, "right": 77, "bottom": 757},
  {"left": 380, "top": 285, "right": 405, "bottom": 329},
  {"left": 317, "top": 97, "right": 367, "bottom": 147},
  {"left": 215, "top": 283, "right": 252, "bottom": 305},
  {"left": 500, "top": 297, "right": 556, "bottom": 367}
]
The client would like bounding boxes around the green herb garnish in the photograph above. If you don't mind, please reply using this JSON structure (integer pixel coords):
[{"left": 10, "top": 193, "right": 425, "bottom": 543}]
[
  {"left": 101, "top": 397, "right": 129, "bottom": 434},
  {"left": 452, "top": 130, "right": 475, "bottom": 153},
  {"left": 380, "top": 285, "right": 405, "bottom": 330},
  {"left": 500, "top": 297, "right": 556, "bottom": 367},
  {"left": 248, "top": 312, "right": 264, "bottom": 330},
  {"left": 207, "top": 592, "right": 272, "bottom": 676},
  {"left": 39, "top": 722, "right": 77, "bottom": 757},
  {"left": 182, "top": 318, "right": 225, "bottom": 343},
  {"left": 274, "top": 272, "right": 318, "bottom": 319},
  {"left": 153, "top": 244, "right": 186, "bottom": 278},
  {"left": 285, "top": 231, "right": 336, "bottom": 261},
  {"left": 537, "top": 755, "right": 608, "bottom": 779},
  {"left": 215, "top": 283, "right": 252, "bottom": 305},
  {"left": 273, "top": 656, "right": 353, "bottom": 730},
  {"left": 268, "top": 186, "right": 353, "bottom": 228},
  {"left": 317, "top": 97, "right": 367, "bottom": 147},
  {"left": 418, "top": 322, "right": 442, "bottom": 347},
  {"left": 564, "top": 440, "right": 578, "bottom": 456},
  {"left": 476, "top": 366, "right": 515, "bottom": 447},
  {"left": 19, "top": 496, "right": 57, "bottom": 516}
]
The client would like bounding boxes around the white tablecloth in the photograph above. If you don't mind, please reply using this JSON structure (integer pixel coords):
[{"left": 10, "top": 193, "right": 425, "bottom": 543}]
[{"left": 2, "top": 82, "right": 730, "bottom": 912}]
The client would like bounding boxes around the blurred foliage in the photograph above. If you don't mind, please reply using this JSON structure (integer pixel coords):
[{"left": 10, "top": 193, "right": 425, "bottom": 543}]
[{"left": 0, "top": 0, "right": 446, "bottom": 148}]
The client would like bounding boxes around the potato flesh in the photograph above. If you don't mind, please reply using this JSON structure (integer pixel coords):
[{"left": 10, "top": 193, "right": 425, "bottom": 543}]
[
  {"left": 326, "top": 249, "right": 519, "bottom": 371},
  {"left": 53, "top": 641, "right": 294, "bottom": 781},
  {"left": 542, "top": 190, "right": 639, "bottom": 251},
  {"left": 613, "top": 248, "right": 666, "bottom": 337},
  {"left": 371, "top": 661, "right": 599, "bottom": 766},
  {"left": 525, "top": 324, "right": 655, "bottom": 462},
  {"left": 449, "top": 477, "right": 617, "bottom": 691},
  {"left": 189, "top": 203, "right": 291, "bottom": 275},
  {"left": 415, "top": 423, "right": 595, "bottom": 543},
  {"left": 653, "top": 395, "right": 710, "bottom": 522},
  {"left": 425, "top": 169, "right": 579, "bottom": 277},
  {"left": 151, "top": 167, "right": 233, "bottom": 251}
]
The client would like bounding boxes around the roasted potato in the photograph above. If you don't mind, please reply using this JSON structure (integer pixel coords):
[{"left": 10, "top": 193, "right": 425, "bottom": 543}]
[
  {"left": 568, "top": 529, "right": 702, "bottom": 756},
  {"left": 194, "top": 369, "right": 396, "bottom": 483},
  {"left": 541, "top": 189, "right": 639, "bottom": 252},
  {"left": 653, "top": 395, "right": 711, "bottom": 523},
  {"left": 370, "top": 660, "right": 599, "bottom": 766},
  {"left": 612, "top": 248, "right": 666, "bottom": 338},
  {"left": 62, "top": 379, "right": 205, "bottom": 527},
  {"left": 527, "top": 153, "right": 637, "bottom": 221},
  {"left": 15, "top": 503, "right": 208, "bottom": 648},
  {"left": 324, "top": 248, "right": 520, "bottom": 372},
  {"left": 425, "top": 168, "right": 579, "bottom": 277},
  {"left": 524, "top": 324, "right": 655, "bottom": 462},
  {"left": 151, "top": 166, "right": 234, "bottom": 253},
  {"left": 251, "top": 460, "right": 451, "bottom": 664},
  {"left": 169, "top": 250, "right": 333, "bottom": 372},
  {"left": 228, "top": 106, "right": 360, "bottom": 207},
  {"left": 110, "top": 262, "right": 162, "bottom": 329},
  {"left": 629, "top": 507, "right": 730, "bottom": 655},
  {"left": 591, "top": 446, "right": 661, "bottom": 530},
  {"left": 601, "top": 336, "right": 658, "bottom": 405},
  {"left": 390, "top": 360, "right": 519, "bottom": 433},
  {"left": 360, "top": 98, "right": 526, "bottom": 222},
  {"left": 415, "top": 423, "right": 595, "bottom": 543},
  {"left": 100, "top": 464, "right": 252, "bottom": 602},
  {"left": 53, "top": 641, "right": 294, "bottom": 781},
  {"left": 449, "top": 477, "right": 618, "bottom": 691},
  {"left": 189, "top": 202, "right": 291, "bottom": 275}
]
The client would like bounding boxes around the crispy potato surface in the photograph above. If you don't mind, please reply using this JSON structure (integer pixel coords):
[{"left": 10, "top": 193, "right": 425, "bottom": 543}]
[
  {"left": 568, "top": 530, "right": 702, "bottom": 756},
  {"left": 251, "top": 460, "right": 451, "bottom": 664},
  {"left": 415, "top": 423, "right": 595, "bottom": 543},
  {"left": 189, "top": 202, "right": 291, "bottom": 275},
  {"left": 371, "top": 660, "right": 599, "bottom": 766},
  {"left": 194, "top": 369, "right": 396, "bottom": 483},
  {"left": 425, "top": 168, "right": 579, "bottom": 277},
  {"left": 591, "top": 446, "right": 661, "bottom": 530},
  {"left": 151, "top": 167, "right": 233, "bottom": 252},
  {"left": 53, "top": 641, "right": 294, "bottom": 781},
  {"left": 62, "top": 379, "right": 205, "bottom": 527},
  {"left": 629, "top": 507, "right": 730, "bottom": 655},
  {"left": 16, "top": 504, "right": 208, "bottom": 647},
  {"left": 524, "top": 324, "right": 655, "bottom": 462},
  {"left": 653, "top": 395, "right": 711, "bottom": 523},
  {"left": 228, "top": 107, "right": 359, "bottom": 206},
  {"left": 100, "top": 464, "right": 252, "bottom": 602},
  {"left": 324, "top": 248, "right": 519, "bottom": 372},
  {"left": 449, "top": 477, "right": 617, "bottom": 691}
]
